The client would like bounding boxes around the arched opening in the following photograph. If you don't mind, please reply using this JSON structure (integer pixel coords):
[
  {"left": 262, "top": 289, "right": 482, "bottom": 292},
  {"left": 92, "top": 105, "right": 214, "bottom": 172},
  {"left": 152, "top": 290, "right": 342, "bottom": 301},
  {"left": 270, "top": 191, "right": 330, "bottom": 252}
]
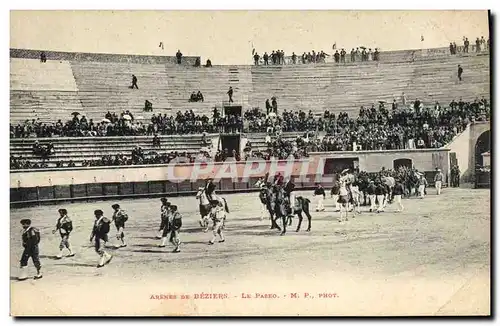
[
  {"left": 475, "top": 130, "right": 491, "bottom": 169},
  {"left": 393, "top": 158, "right": 413, "bottom": 170},
  {"left": 474, "top": 130, "right": 491, "bottom": 188}
]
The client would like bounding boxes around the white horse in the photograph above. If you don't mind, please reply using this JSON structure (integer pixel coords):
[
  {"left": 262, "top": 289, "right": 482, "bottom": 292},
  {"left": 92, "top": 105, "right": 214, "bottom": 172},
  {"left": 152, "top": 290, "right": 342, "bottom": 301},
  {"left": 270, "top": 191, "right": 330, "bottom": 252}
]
[
  {"left": 338, "top": 180, "right": 361, "bottom": 222},
  {"left": 196, "top": 188, "right": 229, "bottom": 232}
]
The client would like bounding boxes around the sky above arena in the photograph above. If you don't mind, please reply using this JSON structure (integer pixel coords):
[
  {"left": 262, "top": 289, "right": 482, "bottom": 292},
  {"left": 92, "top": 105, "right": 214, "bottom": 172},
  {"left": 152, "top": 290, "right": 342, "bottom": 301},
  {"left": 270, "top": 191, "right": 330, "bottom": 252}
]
[{"left": 11, "top": 10, "right": 490, "bottom": 65}]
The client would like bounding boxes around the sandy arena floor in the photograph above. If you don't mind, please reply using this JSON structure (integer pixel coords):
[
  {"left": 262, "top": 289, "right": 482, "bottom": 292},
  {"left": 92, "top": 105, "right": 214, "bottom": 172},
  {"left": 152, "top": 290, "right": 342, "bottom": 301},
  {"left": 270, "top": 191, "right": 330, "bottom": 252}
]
[{"left": 10, "top": 188, "right": 490, "bottom": 316}]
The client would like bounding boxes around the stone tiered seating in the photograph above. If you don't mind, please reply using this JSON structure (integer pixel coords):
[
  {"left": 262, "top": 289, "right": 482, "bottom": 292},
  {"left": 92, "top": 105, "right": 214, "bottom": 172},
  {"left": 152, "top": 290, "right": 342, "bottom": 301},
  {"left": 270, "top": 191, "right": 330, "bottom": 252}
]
[
  {"left": 70, "top": 61, "right": 173, "bottom": 122},
  {"left": 10, "top": 48, "right": 489, "bottom": 129},
  {"left": 10, "top": 134, "right": 209, "bottom": 167},
  {"left": 247, "top": 132, "right": 306, "bottom": 153},
  {"left": 10, "top": 58, "right": 83, "bottom": 123},
  {"left": 250, "top": 53, "right": 489, "bottom": 116},
  {"left": 164, "top": 65, "right": 253, "bottom": 114}
]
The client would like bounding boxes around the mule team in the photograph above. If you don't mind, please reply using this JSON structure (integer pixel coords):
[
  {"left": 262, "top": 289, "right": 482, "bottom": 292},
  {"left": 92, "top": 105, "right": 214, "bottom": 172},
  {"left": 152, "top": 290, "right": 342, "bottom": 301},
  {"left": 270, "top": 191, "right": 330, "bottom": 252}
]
[{"left": 16, "top": 169, "right": 443, "bottom": 280}]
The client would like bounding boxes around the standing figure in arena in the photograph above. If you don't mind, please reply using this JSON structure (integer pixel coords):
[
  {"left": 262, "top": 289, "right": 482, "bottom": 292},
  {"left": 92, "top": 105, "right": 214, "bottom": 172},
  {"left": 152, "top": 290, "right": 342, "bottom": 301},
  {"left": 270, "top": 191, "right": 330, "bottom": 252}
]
[
  {"left": 418, "top": 174, "right": 428, "bottom": 199},
  {"left": 159, "top": 205, "right": 182, "bottom": 253},
  {"left": 18, "top": 219, "right": 42, "bottom": 280},
  {"left": 52, "top": 208, "right": 74, "bottom": 259},
  {"left": 434, "top": 168, "right": 444, "bottom": 195},
  {"left": 337, "top": 179, "right": 350, "bottom": 222},
  {"left": 209, "top": 199, "right": 226, "bottom": 245},
  {"left": 89, "top": 210, "right": 113, "bottom": 268},
  {"left": 313, "top": 183, "right": 326, "bottom": 212},
  {"left": 375, "top": 179, "right": 386, "bottom": 213},
  {"left": 366, "top": 180, "right": 377, "bottom": 212},
  {"left": 392, "top": 178, "right": 405, "bottom": 212},
  {"left": 157, "top": 197, "right": 171, "bottom": 239},
  {"left": 330, "top": 179, "right": 341, "bottom": 212},
  {"left": 111, "top": 204, "right": 128, "bottom": 248}
]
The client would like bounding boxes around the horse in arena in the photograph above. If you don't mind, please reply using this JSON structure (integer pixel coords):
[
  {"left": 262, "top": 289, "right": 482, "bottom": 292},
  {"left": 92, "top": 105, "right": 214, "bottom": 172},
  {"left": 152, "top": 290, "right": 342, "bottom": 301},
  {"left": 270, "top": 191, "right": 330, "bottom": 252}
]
[
  {"left": 275, "top": 187, "right": 313, "bottom": 234},
  {"left": 196, "top": 187, "right": 229, "bottom": 232},
  {"left": 337, "top": 180, "right": 362, "bottom": 222}
]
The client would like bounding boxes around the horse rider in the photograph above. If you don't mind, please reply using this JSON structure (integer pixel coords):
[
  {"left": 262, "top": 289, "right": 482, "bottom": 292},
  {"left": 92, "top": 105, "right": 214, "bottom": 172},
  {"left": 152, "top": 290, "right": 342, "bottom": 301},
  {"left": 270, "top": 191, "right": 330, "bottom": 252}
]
[
  {"left": 205, "top": 178, "right": 216, "bottom": 201},
  {"left": 283, "top": 178, "right": 296, "bottom": 214}
]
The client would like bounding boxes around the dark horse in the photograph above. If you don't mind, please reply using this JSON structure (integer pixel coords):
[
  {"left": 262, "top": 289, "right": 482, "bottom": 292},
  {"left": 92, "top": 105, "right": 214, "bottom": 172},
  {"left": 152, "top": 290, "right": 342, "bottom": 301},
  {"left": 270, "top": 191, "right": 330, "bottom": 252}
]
[{"left": 261, "top": 186, "right": 312, "bottom": 235}]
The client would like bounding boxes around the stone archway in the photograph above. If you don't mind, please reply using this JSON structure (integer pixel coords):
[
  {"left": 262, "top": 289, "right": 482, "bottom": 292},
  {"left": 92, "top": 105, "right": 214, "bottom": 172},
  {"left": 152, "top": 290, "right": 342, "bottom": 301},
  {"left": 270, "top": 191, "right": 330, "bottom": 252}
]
[
  {"left": 475, "top": 130, "right": 491, "bottom": 169},
  {"left": 474, "top": 130, "right": 491, "bottom": 188}
]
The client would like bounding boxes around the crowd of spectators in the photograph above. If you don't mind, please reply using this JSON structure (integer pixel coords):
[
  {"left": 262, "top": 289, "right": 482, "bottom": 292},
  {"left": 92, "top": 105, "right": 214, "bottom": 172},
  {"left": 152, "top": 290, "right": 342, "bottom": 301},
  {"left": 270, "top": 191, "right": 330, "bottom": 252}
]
[
  {"left": 10, "top": 108, "right": 236, "bottom": 138},
  {"left": 10, "top": 95, "right": 490, "bottom": 170},
  {"left": 449, "top": 36, "right": 489, "bottom": 55},
  {"left": 253, "top": 50, "right": 330, "bottom": 65}
]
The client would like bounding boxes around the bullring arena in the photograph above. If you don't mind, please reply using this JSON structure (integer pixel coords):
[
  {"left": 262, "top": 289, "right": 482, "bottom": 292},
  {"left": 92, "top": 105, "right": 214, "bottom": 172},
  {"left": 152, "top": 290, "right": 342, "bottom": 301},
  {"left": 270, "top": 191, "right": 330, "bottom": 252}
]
[
  {"left": 9, "top": 11, "right": 491, "bottom": 316},
  {"left": 10, "top": 187, "right": 490, "bottom": 316}
]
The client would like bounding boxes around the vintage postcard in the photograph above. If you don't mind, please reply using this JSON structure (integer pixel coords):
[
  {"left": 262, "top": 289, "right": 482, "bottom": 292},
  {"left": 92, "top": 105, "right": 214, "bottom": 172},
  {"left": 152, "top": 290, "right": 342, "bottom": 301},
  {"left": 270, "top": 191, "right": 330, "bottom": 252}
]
[{"left": 9, "top": 10, "right": 491, "bottom": 316}]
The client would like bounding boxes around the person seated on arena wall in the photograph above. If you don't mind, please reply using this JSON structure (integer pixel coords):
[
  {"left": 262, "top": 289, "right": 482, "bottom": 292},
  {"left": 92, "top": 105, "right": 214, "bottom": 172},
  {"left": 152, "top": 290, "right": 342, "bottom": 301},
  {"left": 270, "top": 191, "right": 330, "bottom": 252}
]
[
  {"left": 205, "top": 59, "right": 212, "bottom": 67},
  {"left": 194, "top": 57, "right": 201, "bottom": 67}
]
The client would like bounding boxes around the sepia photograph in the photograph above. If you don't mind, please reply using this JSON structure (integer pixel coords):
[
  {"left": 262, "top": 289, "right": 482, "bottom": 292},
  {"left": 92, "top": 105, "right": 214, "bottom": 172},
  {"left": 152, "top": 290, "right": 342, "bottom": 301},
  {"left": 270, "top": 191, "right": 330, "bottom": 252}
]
[{"left": 9, "top": 10, "right": 491, "bottom": 316}]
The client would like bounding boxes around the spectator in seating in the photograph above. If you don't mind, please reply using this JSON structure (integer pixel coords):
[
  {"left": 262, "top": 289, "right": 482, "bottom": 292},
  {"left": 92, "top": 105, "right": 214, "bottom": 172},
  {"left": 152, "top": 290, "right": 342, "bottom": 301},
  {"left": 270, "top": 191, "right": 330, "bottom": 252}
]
[
  {"left": 227, "top": 87, "right": 234, "bottom": 103},
  {"left": 131, "top": 75, "right": 138, "bottom": 89},
  {"left": 253, "top": 52, "right": 260, "bottom": 65},
  {"left": 153, "top": 134, "right": 161, "bottom": 148},
  {"left": 196, "top": 91, "right": 204, "bottom": 102},
  {"left": 189, "top": 92, "right": 197, "bottom": 102},
  {"left": 464, "top": 38, "right": 469, "bottom": 53},
  {"left": 176, "top": 50, "right": 183, "bottom": 64},
  {"left": 205, "top": 59, "right": 212, "bottom": 67},
  {"left": 334, "top": 50, "right": 340, "bottom": 63},
  {"left": 144, "top": 100, "right": 153, "bottom": 112},
  {"left": 271, "top": 97, "right": 278, "bottom": 113},
  {"left": 265, "top": 99, "right": 272, "bottom": 114}
]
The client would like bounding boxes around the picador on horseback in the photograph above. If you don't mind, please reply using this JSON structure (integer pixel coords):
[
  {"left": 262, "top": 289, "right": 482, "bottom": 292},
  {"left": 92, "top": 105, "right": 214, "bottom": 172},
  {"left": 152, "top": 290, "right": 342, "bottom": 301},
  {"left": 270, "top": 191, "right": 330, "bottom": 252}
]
[{"left": 205, "top": 178, "right": 216, "bottom": 202}]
